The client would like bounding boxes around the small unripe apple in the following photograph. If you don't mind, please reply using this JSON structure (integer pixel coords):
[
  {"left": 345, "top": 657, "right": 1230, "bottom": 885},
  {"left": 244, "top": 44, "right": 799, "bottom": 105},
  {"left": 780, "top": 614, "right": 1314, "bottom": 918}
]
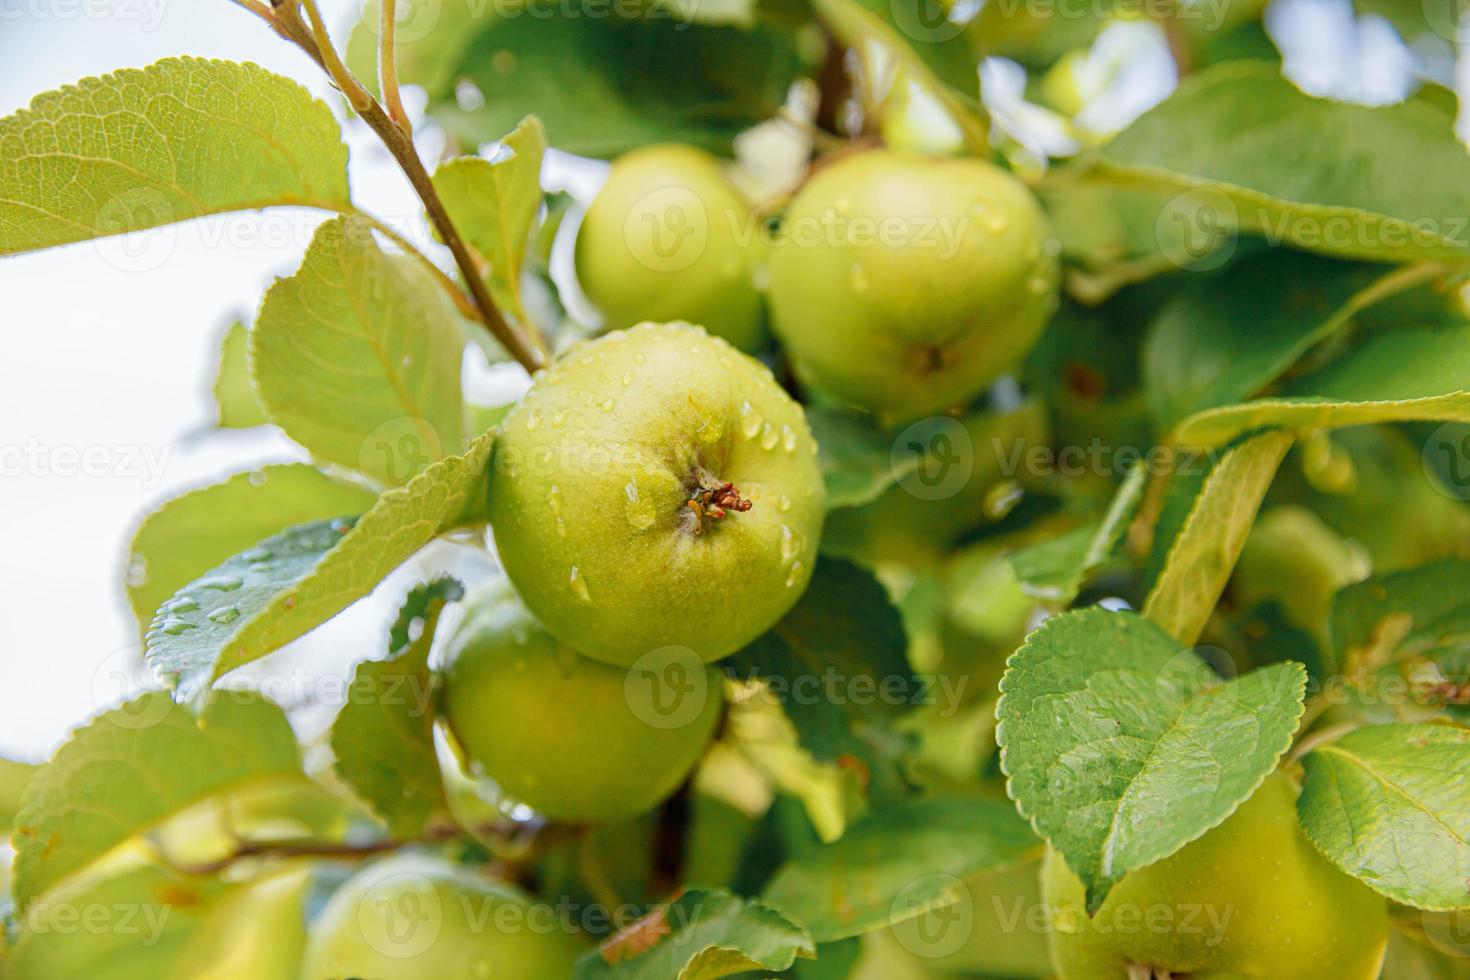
[
  {"left": 767, "top": 150, "right": 1058, "bottom": 423},
  {"left": 576, "top": 144, "right": 766, "bottom": 351},
  {"left": 299, "top": 854, "right": 581, "bottom": 979},
  {"left": 488, "top": 322, "right": 825, "bottom": 666},
  {"left": 1042, "top": 771, "right": 1389, "bottom": 979},
  {"left": 442, "top": 583, "right": 723, "bottom": 822}
]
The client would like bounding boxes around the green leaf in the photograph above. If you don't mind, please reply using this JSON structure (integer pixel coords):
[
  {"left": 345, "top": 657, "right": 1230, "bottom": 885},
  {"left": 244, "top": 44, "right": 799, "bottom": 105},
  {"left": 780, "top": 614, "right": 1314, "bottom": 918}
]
[
  {"left": 1174, "top": 324, "right": 1470, "bottom": 448},
  {"left": 1143, "top": 251, "right": 1410, "bottom": 431},
  {"left": 145, "top": 432, "right": 494, "bottom": 704},
  {"left": 363, "top": 1, "right": 805, "bottom": 158},
  {"left": 1330, "top": 560, "right": 1470, "bottom": 677},
  {"left": 1099, "top": 62, "right": 1470, "bottom": 262},
  {"left": 1299, "top": 724, "right": 1470, "bottom": 910},
  {"left": 6, "top": 864, "right": 226, "bottom": 979},
  {"left": 0, "top": 758, "right": 37, "bottom": 830},
  {"left": 125, "top": 463, "right": 377, "bottom": 636},
  {"left": 997, "top": 607, "right": 1307, "bottom": 913},
  {"left": 10, "top": 692, "right": 300, "bottom": 909},
  {"left": 575, "top": 889, "right": 814, "bottom": 980},
  {"left": 806, "top": 408, "right": 918, "bottom": 510},
  {"left": 0, "top": 58, "right": 349, "bottom": 256},
  {"left": 728, "top": 559, "right": 913, "bottom": 766},
  {"left": 433, "top": 116, "right": 546, "bottom": 328},
  {"left": 761, "top": 797, "right": 1038, "bottom": 942},
  {"left": 1144, "top": 431, "right": 1294, "bottom": 645},
  {"left": 252, "top": 215, "right": 467, "bottom": 488},
  {"left": 810, "top": 0, "right": 987, "bottom": 152},
  {"left": 211, "top": 321, "right": 268, "bottom": 429},
  {"left": 1008, "top": 461, "right": 1147, "bottom": 603},
  {"left": 331, "top": 578, "right": 463, "bottom": 837}
]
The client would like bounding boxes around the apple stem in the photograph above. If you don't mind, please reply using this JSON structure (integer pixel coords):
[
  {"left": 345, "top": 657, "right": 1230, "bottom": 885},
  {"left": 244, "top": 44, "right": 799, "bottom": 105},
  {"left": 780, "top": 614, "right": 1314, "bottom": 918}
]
[{"left": 686, "top": 482, "right": 753, "bottom": 531}]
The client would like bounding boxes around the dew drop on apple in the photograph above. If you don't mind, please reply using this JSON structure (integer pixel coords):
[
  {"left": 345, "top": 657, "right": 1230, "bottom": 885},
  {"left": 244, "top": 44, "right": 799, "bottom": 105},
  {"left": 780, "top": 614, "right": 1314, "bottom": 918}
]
[
  {"left": 600, "top": 398, "right": 615, "bottom": 412},
  {"left": 569, "top": 565, "right": 590, "bottom": 601},
  {"left": 781, "top": 424, "right": 798, "bottom": 452},
  {"left": 551, "top": 409, "right": 566, "bottom": 428},
  {"left": 785, "top": 559, "right": 804, "bottom": 589},
  {"left": 621, "top": 372, "right": 632, "bottom": 387},
  {"left": 739, "top": 400, "right": 763, "bottom": 439},
  {"left": 525, "top": 409, "right": 541, "bottom": 431},
  {"left": 779, "top": 525, "right": 800, "bottom": 564},
  {"left": 623, "top": 480, "right": 655, "bottom": 531},
  {"left": 759, "top": 422, "right": 780, "bottom": 451},
  {"left": 777, "top": 493, "right": 792, "bottom": 512}
]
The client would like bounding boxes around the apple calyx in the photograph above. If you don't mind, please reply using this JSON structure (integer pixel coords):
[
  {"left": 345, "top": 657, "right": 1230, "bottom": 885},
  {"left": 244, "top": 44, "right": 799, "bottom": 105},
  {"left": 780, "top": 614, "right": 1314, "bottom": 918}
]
[{"left": 685, "top": 479, "right": 753, "bottom": 532}]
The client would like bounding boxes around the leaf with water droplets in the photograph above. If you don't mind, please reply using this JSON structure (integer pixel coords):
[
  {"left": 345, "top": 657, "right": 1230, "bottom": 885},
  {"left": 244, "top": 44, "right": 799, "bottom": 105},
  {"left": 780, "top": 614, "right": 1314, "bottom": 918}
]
[
  {"left": 124, "top": 463, "right": 377, "bottom": 638},
  {"left": 574, "top": 889, "right": 813, "bottom": 980},
  {"left": 252, "top": 215, "right": 467, "bottom": 488},
  {"left": 146, "top": 432, "right": 495, "bottom": 705},
  {"left": 9, "top": 692, "right": 300, "bottom": 910},
  {"left": 332, "top": 578, "right": 462, "bottom": 838},
  {"left": 0, "top": 57, "right": 350, "bottom": 256},
  {"left": 1299, "top": 723, "right": 1470, "bottom": 910},
  {"left": 997, "top": 607, "right": 1307, "bottom": 913}
]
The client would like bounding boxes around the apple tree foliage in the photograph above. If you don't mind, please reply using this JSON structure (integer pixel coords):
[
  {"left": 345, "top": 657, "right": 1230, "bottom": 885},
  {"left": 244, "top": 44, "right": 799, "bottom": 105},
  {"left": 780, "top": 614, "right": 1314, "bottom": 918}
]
[{"left": 3, "top": 0, "right": 1470, "bottom": 977}]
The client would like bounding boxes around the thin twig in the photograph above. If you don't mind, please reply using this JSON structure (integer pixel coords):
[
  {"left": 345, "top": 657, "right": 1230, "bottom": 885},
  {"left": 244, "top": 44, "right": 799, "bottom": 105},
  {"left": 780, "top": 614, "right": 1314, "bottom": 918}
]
[
  {"left": 379, "top": 0, "right": 411, "bottom": 134},
  {"left": 234, "top": 0, "right": 547, "bottom": 373},
  {"left": 1290, "top": 721, "right": 1361, "bottom": 762},
  {"left": 166, "top": 829, "right": 453, "bottom": 877}
]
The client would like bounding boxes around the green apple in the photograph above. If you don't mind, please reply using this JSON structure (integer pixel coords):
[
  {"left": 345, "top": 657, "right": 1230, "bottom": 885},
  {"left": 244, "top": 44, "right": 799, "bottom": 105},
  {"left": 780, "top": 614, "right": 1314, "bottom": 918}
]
[
  {"left": 576, "top": 144, "right": 766, "bottom": 351},
  {"left": 1234, "top": 505, "right": 1369, "bottom": 643},
  {"left": 167, "top": 867, "right": 310, "bottom": 979},
  {"left": 488, "top": 321, "right": 825, "bottom": 666},
  {"left": 768, "top": 150, "right": 1058, "bottom": 423},
  {"left": 888, "top": 859, "right": 1053, "bottom": 977},
  {"left": 1042, "top": 771, "right": 1390, "bottom": 979},
  {"left": 442, "top": 582, "right": 723, "bottom": 822},
  {"left": 299, "top": 854, "right": 581, "bottom": 980}
]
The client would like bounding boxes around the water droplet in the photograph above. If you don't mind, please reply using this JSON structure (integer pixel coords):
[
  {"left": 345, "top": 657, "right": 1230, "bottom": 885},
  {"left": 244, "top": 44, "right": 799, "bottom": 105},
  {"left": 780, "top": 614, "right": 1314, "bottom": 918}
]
[
  {"left": 548, "top": 485, "right": 568, "bottom": 538},
  {"left": 780, "top": 525, "right": 800, "bottom": 564},
  {"left": 569, "top": 566, "right": 590, "bottom": 601},
  {"left": 168, "top": 597, "right": 198, "bottom": 613},
  {"left": 197, "top": 575, "right": 243, "bottom": 592},
  {"left": 124, "top": 556, "right": 148, "bottom": 588},
  {"left": 207, "top": 606, "right": 241, "bottom": 625},
  {"left": 785, "top": 560, "right": 805, "bottom": 589},
  {"left": 621, "top": 372, "right": 632, "bottom": 387},
  {"left": 983, "top": 480, "right": 1024, "bottom": 520},
  {"left": 781, "top": 424, "right": 798, "bottom": 452},
  {"left": 973, "top": 203, "right": 1008, "bottom": 234},
  {"left": 623, "top": 481, "right": 655, "bottom": 531},
  {"left": 600, "top": 398, "right": 615, "bottom": 412},
  {"left": 329, "top": 517, "right": 352, "bottom": 534},
  {"left": 242, "top": 548, "right": 272, "bottom": 563},
  {"left": 849, "top": 262, "right": 869, "bottom": 294},
  {"left": 247, "top": 469, "right": 268, "bottom": 488},
  {"left": 525, "top": 409, "right": 541, "bottom": 431},
  {"left": 739, "top": 401, "right": 763, "bottom": 439},
  {"left": 248, "top": 562, "right": 272, "bottom": 574},
  {"left": 401, "top": 354, "right": 413, "bottom": 368},
  {"left": 777, "top": 494, "right": 792, "bottom": 512},
  {"left": 159, "top": 617, "right": 196, "bottom": 635},
  {"left": 551, "top": 410, "right": 566, "bottom": 428},
  {"left": 759, "top": 422, "right": 780, "bottom": 451},
  {"left": 634, "top": 353, "right": 647, "bottom": 365}
]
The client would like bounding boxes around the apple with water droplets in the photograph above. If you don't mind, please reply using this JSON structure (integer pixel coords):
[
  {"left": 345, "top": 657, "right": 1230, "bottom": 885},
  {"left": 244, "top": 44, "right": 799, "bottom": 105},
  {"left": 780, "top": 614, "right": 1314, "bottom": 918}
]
[
  {"left": 442, "top": 581, "right": 723, "bottom": 821},
  {"left": 767, "top": 149, "right": 1059, "bottom": 423},
  {"left": 488, "top": 322, "right": 825, "bottom": 666}
]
